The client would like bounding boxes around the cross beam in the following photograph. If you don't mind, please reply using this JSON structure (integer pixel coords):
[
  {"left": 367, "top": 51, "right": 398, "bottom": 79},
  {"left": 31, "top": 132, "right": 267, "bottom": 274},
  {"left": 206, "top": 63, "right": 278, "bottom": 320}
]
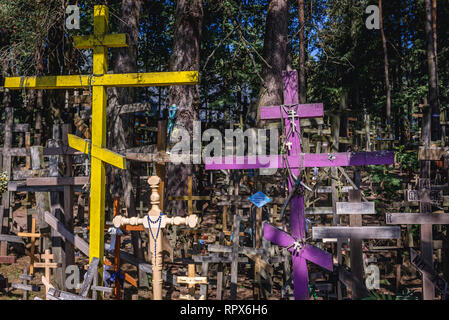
[{"left": 4, "top": 72, "right": 198, "bottom": 90}]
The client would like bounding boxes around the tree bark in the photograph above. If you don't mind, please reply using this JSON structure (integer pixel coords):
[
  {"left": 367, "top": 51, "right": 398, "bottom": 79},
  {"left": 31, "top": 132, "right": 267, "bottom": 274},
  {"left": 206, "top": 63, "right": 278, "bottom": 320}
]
[
  {"left": 256, "top": 0, "right": 289, "bottom": 124},
  {"left": 108, "top": 0, "right": 144, "bottom": 260},
  {"left": 425, "top": 0, "right": 440, "bottom": 141},
  {"left": 298, "top": 0, "right": 306, "bottom": 104},
  {"left": 166, "top": 0, "right": 203, "bottom": 216},
  {"left": 379, "top": 0, "right": 392, "bottom": 135}
]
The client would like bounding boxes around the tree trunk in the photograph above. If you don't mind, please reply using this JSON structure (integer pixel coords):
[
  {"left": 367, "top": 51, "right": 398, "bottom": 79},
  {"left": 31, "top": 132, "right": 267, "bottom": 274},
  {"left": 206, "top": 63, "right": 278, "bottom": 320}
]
[
  {"left": 256, "top": 0, "right": 289, "bottom": 125},
  {"left": 379, "top": 0, "right": 392, "bottom": 136},
  {"left": 166, "top": 0, "right": 203, "bottom": 216},
  {"left": 425, "top": 0, "right": 440, "bottom": 141},
  {"left": 108, "top": 0, "right": 144, "bottom": 260},
  {"left": 298, "top": 0, "right": 306, "bottom": 104}
]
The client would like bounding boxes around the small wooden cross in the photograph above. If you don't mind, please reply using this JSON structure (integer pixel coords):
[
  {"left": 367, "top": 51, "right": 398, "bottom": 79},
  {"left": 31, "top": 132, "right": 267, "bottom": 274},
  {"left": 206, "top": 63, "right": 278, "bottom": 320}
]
[
  {"left": 10, "top": 268, "right": 40, "bottom": 300},
  {"left": 34, "top": 249, "right": 60, "bottom": 297},
  {"left": 176, "top": 264, "right": 208, "bottom": 300},
  {"left": 207, "top": 214, "right": 269, "bottom": 299},
  {"left": 168, "top": 176, "right": 210, "bottom": 215},
  {"left": 18, "top": 218, "right": 40, "bottom": 275}
]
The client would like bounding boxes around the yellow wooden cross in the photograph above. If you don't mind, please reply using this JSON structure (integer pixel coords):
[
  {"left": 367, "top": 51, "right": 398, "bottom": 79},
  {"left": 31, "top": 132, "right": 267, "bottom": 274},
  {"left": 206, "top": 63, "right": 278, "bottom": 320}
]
[{"left": 4, "top": 5, "right": 198, "bottom": 286}]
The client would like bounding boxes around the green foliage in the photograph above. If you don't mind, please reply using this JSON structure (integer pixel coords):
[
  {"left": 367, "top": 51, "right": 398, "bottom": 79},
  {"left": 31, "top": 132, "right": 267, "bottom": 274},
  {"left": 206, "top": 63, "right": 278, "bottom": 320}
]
[
  {"left": 395, "top": 145, "right": 419, "bottom": 172},
  {"left": 363, "top": 289, "right": 418, "bottom": 300},
  {"left": 368, "top": 165, "right": 402, "bottom": 199}
]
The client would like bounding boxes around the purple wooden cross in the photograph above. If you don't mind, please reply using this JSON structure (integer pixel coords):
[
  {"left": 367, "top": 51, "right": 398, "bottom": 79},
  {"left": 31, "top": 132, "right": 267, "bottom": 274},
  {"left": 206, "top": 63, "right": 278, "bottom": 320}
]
[{"left": 205, "top": 70, "right": 394, "bottom": 300}]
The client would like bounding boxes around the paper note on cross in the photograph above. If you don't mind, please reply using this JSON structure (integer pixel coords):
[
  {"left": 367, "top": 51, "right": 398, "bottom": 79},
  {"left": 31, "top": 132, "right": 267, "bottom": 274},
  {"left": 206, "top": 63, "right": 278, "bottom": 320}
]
[
  {"left": 205, "top": 70, "right": 394, "bottom": 300},
  {"left": 4, "top": 4, "right": 198, "bottom": 286}
]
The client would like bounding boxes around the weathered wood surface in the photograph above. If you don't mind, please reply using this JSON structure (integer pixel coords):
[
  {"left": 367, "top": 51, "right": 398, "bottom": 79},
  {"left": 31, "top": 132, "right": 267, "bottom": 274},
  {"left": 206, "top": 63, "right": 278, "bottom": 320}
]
[
  {"left": 305, "top": 207, "right": 334, "bottom": 215},
  {"left": 418, "top": 146, "right": 448, "bottom": 161},
  {"left": 0, "top": 147, "right": 83, "bottom": 157},
  {"left": 47, "top": 287, "right": 91, "bottom": 300},
  {"left": 387, "top": 213, "right": 449, "bottom": 225},
  {"left": 0, "top": 234, "right": 24, "bottom": 244},
  {"left": 192, "top": 255, "right": 248, "bottom": 264},
  {"left": 26, "top": 176, "right": 89, "bottom": 186},
  {"left": 410, "top": 248, "right": 448, "bottom": 298},
  {"left": 0, "top": 123, "right": 30, "bottom": 132},
  {"left": 177, "top": 276, "right": 208, "bottom": 285},
  {"left": 312, "top": 226, "right": 401, "bottom": 239},
  {"left": 316, "top": 186, "right": 354, "bottom": 193},
  {"left": 125, "top": 151, "right": 174, "bottom": 163},
  {"left": 208, "top": 244, "right": 266, "bottom": 256},
  {"left": 336, "top": 202, "right": 375, "bottom": 215},
  {"left": 12, "top": 169, "right": 49, "bottom": 180},
  {"left": 337, "top": 266, "right": 370, "bottom": 298},
  {"left": 0, "top": 256, "right": 15, "bottom": 263},
  {"left": 407, "top": 189, "right": 442, "bottom": 202},
  {"left": 107, "top": 102, "right": 151, "bottom": 115},
  {"left": 44, "top": 211, "right": 90, "bottom": 256},
  {"left": 79, "top": 257, "right": 99, "bottom": 297},
  {"left": 11, "top": 282, "right": 40, "bottom": 292}
]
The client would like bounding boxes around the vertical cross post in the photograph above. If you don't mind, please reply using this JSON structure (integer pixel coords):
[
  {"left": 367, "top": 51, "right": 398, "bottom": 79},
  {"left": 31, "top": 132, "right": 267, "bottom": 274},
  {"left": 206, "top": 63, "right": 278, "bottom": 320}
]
[{"left": 18, "top": 218, "right": 40, "bottom": 275}]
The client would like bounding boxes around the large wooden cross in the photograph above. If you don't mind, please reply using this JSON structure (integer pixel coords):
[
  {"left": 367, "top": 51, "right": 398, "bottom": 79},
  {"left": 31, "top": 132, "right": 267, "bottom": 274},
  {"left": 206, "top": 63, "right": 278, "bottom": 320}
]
[
  {"left": 4, "top": 5, "right": 198, "bottom": 281},
  {"left": 205, "top": 70, "right": 394, "bottom": 300},
  {"left": 386, "top": 211, "right": 449, "bottom": 300}
]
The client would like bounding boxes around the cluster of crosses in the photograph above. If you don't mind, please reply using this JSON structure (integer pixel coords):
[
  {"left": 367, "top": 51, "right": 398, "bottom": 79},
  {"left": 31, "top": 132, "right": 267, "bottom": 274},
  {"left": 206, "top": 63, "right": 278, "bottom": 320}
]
[
  {"left": 3, "top": 4, "right": 415, "bottom": 300},
  {"left": 205, "top": 70, "right": 395, "bottom": 300},
  {"left": 4, "top": 4, "right": 198, "bottom": 293}
]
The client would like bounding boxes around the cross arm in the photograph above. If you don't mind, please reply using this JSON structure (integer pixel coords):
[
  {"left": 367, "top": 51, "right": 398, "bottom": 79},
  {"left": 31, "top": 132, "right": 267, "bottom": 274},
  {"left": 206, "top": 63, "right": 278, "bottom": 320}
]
[
  {"left": 73, "top": 34, "right": 127, "bottom": 49},
  {"left": 68, "top": 134, "right": 126, "bottom": 170},
  {"left": 302, "top": 244, "right": 333, "bottom": 271},
  {"left": 386, "top": 213, "right": 449, "bottom": 225},
  {"left": 205, "top": 151, "right": 394, "bottom": 170},
  {"left": 4, "top": 71, "right": 199, "bottom": 90},
  {"left": 112, "top": 214, "right": 198, "bottom": 229},
  {"left": 263, "top": 223, "right": 294, "bottom": 248},
  {"left": 260, "top": 103, "right": 323, "bottom": 120}
]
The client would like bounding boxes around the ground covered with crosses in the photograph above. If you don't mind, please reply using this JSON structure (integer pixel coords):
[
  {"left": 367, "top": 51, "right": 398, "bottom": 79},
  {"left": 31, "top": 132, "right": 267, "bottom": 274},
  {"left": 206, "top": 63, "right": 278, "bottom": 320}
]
[
  {"left": 1, "top": 2, "right": 449, "bottom": 302},
  {"left": 0, "top": 160, "right": 445, "bottom": 300}
]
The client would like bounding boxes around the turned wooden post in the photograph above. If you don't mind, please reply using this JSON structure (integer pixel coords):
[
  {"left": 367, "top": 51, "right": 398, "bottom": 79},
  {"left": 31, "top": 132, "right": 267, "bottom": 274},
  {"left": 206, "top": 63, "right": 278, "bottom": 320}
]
[
  {"left": 112, "top": 176, "right": 198, "bottom": 300},
  {"left": 148, "top": 176, "right": 164, "bottom": 300}
]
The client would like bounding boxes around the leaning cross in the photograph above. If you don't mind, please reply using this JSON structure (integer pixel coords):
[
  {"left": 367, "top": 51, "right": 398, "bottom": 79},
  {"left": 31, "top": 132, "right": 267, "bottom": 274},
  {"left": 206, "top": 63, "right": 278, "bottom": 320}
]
[
  {"left": 113, "top": 176, "right": 199, "bottom": 300},
  {"left": 4, "top": 5, "right": 198, "bottom": 283},
  {"left": 205, "top": 70, "right": 394, "bottom": 300}
]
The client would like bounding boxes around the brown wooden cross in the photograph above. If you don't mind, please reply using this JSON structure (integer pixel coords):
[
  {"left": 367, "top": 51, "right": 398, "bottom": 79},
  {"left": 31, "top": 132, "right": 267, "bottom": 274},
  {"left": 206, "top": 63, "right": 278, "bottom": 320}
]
[
  {"left": 18, "top": 218, "right": 41, "bottom": 275},
  {"left": 34, "top": 249, "right": 60, "bottom": 297},
  {"left": 168, "top": 176, "right": 210, "bottom": 215},
  {"left": 176, "top": 263, "right": 208, "bottom": 300}
]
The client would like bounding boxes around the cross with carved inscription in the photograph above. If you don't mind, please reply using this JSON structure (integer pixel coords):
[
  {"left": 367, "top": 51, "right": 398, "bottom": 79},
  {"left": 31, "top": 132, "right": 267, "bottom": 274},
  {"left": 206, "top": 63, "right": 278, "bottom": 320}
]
[{"left": 4, "top": 5, "right": 198, "bottom": 287}]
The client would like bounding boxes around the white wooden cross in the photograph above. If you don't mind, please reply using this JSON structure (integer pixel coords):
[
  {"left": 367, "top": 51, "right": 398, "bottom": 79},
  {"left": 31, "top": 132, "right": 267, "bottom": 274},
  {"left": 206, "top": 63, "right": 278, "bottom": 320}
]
[{"left": 112, "top": 176, "right": 198, "bottom": 300}]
